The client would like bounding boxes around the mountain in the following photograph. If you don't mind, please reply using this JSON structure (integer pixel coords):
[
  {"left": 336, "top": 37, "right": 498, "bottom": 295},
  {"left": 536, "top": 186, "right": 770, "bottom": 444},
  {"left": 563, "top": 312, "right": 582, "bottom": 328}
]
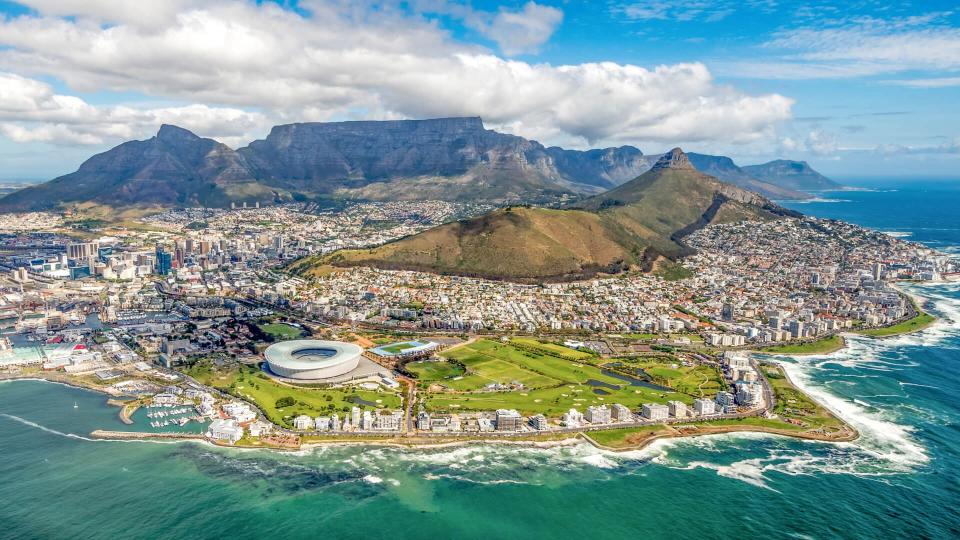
[
  {"left": 291, "top": 149, "right": 798, "bottom": 282},
  {"left": 742, "top": 160, "right": 841, "bottom": 191},
  {"left": 687, "top": 153, "right": 810, "bottom": 200},
  {"left": 236, "top": 117, "right": 652, "bottom": 203},
  {"left": 0, "top": 118, "right": 659, "bottom": 211},
  {"left": 0, "top": 125, "right": 269, "bottom": 211},
  {"left": 0, "top": 117, "right": 833, "bottom": 213}
]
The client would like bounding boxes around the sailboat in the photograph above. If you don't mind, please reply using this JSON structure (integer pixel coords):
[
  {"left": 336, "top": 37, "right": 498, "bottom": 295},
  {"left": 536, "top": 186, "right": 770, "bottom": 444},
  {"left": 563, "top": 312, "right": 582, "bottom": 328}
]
[{"left": 73, "top": 401, "right": 78, "bottom": 409}]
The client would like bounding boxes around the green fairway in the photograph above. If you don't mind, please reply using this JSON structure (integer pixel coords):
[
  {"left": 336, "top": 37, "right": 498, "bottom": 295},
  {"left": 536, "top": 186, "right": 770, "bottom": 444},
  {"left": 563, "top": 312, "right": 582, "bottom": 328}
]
[
  {"left": 406, "top": 360, "right": 465, "bottom": 382},
  {"left": 257, "top": 323, "right": 305, "bottom": 341},
  {"left": 624, "top": 359, "right": 724, "bottom": 397},
  {"left": 855, "top": 312, "right": 935, "bottom": 337},
  {"left": 509, "top": 338, "right": 593, "bottom": 361},
  {"left": 185, "top": 361, "right": 401, "bottom": 429},
  {"left": 757, "top": 334, "right": 845, "bottom": 355},
  {"left": 427, "top": 339, "right": 693, "bottom": 416}
]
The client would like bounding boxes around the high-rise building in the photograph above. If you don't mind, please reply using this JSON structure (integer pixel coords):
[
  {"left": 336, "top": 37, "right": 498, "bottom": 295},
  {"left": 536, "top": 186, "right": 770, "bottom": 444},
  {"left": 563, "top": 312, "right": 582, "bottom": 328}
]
[
  {"left": 155, "top": 246, "right": 172, "bottom": 276},
  {"left": 67, "top": 242, "right": 99, "bottom": 261}
]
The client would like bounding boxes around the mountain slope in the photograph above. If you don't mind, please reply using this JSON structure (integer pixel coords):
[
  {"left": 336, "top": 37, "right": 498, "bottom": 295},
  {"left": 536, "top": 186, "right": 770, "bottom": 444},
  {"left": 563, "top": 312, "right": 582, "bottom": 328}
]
[
  {"left": 687, "top": 153, "right": 809, "bottom": 200},
  {"left": 0, "top": 125, "right": 269, "bottom": 211},
  {"left": 239, "top": 117, "right": 648, "bottom": 203},
  {"left": 742, "top": 160, "right": 841, "bottom": 191},
  {"left": 293, "top": 149, "right": 797, "bottom": 282}
]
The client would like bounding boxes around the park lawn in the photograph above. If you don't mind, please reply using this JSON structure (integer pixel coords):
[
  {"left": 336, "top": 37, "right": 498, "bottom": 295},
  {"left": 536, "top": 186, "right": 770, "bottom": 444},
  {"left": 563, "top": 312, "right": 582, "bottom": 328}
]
[
  {"left": 510, "top": 337, "right": 594, "bottom": 361},
  {"left": 185, "top": 361, "right": 401, "bottom": 428},
  {"left": 586, "top": 425, "right": 672, "bottom": 449},
  {"left": 761, "top": 364, "right": 845, "bottom": 431},
  {"left": 855, "top": 312, "right": 935, "bottom": 337},
  {"left": 257, "top": 323, "right": 305, "bottom": 341},
  {"left": 616, "top": 358, "right": 724, "bottom": 398},
  {"left": 757, "top": 334, "right": 845, "bottom": 355},
  {"left": 406, "top": 360, "right": 465, "bottom": 382},
  {"left": 424, "top": 381, "right": 691, "bottom": 417},
  {"left": 441, "top": 340, "right": 625, "bottom": 389}
]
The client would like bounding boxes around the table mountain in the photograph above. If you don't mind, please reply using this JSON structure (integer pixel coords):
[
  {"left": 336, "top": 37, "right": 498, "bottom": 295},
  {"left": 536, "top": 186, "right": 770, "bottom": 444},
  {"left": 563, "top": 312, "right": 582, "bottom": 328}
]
[{"left": 291, "top": 148, "right": 799, "bottom": 282}]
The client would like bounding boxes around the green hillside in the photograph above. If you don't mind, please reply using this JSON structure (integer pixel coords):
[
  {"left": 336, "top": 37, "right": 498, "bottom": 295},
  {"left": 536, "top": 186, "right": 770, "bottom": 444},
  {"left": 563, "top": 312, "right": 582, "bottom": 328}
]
[{"left": 290, "top": 148, "right": 795, "bottom": 282}]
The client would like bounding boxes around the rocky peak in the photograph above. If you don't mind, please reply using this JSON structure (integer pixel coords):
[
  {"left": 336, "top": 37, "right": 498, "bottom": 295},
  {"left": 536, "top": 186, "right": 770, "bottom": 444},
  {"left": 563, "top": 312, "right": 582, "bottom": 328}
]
[
  {"left": 652, "top": 147, "right": 693, "bottom": 170},
  {"left": 156, "top": 124, "right": 202, "bottom": 144}
]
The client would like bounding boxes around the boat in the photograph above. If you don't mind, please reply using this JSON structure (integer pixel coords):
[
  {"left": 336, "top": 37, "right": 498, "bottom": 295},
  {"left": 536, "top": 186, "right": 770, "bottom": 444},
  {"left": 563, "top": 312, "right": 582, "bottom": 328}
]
[{"left": 73, "top": 401, "right": 78, "bottom": 409}]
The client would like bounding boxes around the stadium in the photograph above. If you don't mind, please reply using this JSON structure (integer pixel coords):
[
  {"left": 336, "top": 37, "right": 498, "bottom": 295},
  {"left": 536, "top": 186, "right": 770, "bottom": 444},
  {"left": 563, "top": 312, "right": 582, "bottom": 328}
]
[
  {"left": 263, "top": 340, "right": 364, "bottom": 380},
  {"left": 369, "top": 339, "right": 439, "bottom": 358}
]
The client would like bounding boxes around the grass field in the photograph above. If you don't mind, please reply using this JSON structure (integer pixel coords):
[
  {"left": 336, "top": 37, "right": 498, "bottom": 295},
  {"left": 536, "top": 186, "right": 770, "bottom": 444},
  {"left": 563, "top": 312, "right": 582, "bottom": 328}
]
[
  {"left": 757, "top": 334, "right": 845, "bottom": 355},
  {"left": 509, "top": 338, "right": 594, "bottom": 361},
  {"left": 186, "top": 361, "right": 401, "bottom": 428},
  {"left": 584, "top": 425, "right": 671, "bottom": 449},
  {"left": 760, "top": 363, "right": 847, "bottom": 431},
  {"left": 855, "top": 312, "right": 935, "bottom": 337},
  {"left": 406, "top": 360, "right": 465, "bottom": 382},
  {"left": 424, "top": 339, "right": 692, "bottom": 417},
  {"left": 624, "top": 358, "right": 724, "bottom": 397},
  {"left": 379, "top": 342, "right": 418, "bottom": 354},
  {"left": 257, "top": 323, "right": 305, "bottom": 341}
]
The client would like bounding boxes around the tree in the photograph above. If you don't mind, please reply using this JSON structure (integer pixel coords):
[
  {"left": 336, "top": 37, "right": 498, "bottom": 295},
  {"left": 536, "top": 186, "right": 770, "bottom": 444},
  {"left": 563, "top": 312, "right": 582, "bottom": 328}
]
[{"left": 275, "top": 396, "right": 295, "bottom": 408}]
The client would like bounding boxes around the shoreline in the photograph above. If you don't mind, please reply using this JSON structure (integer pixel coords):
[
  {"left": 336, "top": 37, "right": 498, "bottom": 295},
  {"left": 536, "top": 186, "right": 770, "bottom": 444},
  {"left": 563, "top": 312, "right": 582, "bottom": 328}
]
[{"left": 4, "top": 283, "right": 946, "bottom": 454}]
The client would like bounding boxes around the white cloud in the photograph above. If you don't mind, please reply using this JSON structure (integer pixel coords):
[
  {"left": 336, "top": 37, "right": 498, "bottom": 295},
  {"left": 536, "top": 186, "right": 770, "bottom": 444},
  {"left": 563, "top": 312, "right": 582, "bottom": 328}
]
[
  {"left": 0, "top": 1, "right": 793, "bottom": 149},
  {"left": 613, "top": 1, "right": 735, "bottom": 22},
  {"left": 467, "top": 2, "right": 563, "bottom": 56},
  {"left": 884, "top": 77, "right": 960, "bottom": 88},
  {"left": 724, "top": 13, "right": 960, "bottom": 79},
  {"left": 0, "top": 72, "right": 269, "bottom": 146}
]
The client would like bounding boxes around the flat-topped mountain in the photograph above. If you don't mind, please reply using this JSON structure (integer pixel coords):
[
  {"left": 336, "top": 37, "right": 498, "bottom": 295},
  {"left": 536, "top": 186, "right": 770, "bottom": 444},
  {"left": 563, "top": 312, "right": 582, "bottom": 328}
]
[
  {"left": 743, "top": 159, "right": 842, "bottom": 191},
  {"left": 0, "top": 117, "right": 836, "bottom": 212},
  {"left": 291, "top": 149, "right": 799, "bottom": 282}
]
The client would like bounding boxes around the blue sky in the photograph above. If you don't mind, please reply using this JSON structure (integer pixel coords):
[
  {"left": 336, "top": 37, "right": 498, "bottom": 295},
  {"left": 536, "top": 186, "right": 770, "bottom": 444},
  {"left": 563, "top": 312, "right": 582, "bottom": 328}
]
[{"left": 0, "top": 0, "right": 958, "bottom": 181}]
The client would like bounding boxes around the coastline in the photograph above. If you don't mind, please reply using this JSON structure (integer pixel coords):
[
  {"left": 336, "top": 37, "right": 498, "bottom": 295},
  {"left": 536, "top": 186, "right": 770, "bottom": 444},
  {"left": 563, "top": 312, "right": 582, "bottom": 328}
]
[{"left": 5, "top": 283, "right": 946, "bottom": 455}]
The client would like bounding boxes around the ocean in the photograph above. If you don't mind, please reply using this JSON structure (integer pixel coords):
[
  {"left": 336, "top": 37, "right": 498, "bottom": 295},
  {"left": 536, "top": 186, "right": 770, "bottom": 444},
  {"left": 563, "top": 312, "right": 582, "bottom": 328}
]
[{"left": 2, "top": 180, "right": 959, "bottom": 540}]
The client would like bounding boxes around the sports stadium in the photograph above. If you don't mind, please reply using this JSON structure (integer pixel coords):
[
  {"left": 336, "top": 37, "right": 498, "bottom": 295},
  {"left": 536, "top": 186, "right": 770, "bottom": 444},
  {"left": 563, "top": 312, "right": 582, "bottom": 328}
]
[
  {"left": 264, "top": 340, "right": 364, "bottom": 380},
  {"left": 369, "top": 339, "right": 438, "bottom": 358}
]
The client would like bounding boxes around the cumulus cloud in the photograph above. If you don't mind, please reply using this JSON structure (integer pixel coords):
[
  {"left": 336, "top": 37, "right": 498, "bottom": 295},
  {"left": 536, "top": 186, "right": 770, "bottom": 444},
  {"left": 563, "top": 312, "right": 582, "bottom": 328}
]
[
  {"left": 0, "top": 72, "right": 269, "bottom": 146},
  {"left": 778, "top": 130, "right": 839, "bottom": 156},
  {"left": 467, "top": 2, "right": 563, "bottom": 56},
  {"left": 0, "top": 0, "right": 793, "bottom": 149}
]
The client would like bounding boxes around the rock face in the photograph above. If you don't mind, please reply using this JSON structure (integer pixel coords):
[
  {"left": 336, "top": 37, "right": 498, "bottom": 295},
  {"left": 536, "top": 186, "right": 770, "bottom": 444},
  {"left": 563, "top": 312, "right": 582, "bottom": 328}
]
[
  {"left": 0, "top": 117, "right": 835, "bottom": 212},
  {"left": 0, "top": 118, "right": 657, "bottom": 210},
  {"left": 0, "top": 125, "right": 262, "bottom": 210},
  {"left": 742, "top": 159, "right": 841, "bottom": 191},
  {"left": 687, "top": 153, "right": 810, "bottom": 200},
  {"left": 238, "top": 117, "right": 650, "bottom": 200}
]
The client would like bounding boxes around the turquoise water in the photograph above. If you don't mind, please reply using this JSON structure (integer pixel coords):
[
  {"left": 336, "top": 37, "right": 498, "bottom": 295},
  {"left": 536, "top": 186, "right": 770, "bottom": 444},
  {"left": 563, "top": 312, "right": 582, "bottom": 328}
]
[{"left": 2, "top": 182, "right": 960, "bottom": 539}]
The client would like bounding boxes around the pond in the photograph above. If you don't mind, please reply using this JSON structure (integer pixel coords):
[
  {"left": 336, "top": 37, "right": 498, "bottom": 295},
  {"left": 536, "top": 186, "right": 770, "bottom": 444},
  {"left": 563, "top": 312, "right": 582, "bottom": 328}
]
[{"left": 601, "top": 365, "right": 673, "bottom": 392}]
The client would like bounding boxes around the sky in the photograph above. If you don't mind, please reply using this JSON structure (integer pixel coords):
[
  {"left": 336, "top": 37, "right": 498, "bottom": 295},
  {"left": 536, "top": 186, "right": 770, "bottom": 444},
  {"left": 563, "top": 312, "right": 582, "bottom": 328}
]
[{"left": 0, "top": 0, "right": 957, "bottom": 181}]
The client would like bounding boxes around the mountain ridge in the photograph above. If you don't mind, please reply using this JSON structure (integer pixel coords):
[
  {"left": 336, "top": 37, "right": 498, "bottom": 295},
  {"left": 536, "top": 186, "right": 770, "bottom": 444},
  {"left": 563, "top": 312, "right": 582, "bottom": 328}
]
[
  {"left": 291, "top": 148, "right": 800, "bottom": 282},
  {"left": 0, "top": 118, "right": 836, "bottom": 212}
]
